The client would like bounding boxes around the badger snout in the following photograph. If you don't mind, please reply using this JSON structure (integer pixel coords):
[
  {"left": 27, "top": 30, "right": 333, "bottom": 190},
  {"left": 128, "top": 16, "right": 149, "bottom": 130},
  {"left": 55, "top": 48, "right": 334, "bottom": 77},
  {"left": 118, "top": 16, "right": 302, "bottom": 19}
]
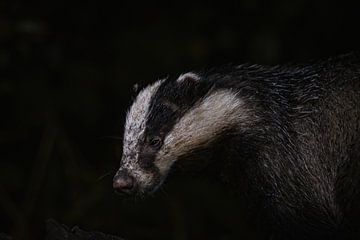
[{"left": 113, "top": 170, "right": 135, "bottom": 195}]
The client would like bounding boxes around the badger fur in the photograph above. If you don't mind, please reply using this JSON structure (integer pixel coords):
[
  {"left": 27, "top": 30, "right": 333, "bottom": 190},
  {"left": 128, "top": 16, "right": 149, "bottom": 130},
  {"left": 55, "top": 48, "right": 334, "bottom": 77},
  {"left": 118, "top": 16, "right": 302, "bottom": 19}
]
[{"left": 113, "top": 53, "right": 360, "bottom": 239}]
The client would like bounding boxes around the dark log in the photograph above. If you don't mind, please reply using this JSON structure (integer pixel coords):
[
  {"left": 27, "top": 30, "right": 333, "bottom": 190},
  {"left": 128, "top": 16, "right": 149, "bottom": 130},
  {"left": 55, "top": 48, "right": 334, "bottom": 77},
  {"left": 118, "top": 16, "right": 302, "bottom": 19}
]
[{"left": 45, "top": 219, "right": 125, "bottom": 240}]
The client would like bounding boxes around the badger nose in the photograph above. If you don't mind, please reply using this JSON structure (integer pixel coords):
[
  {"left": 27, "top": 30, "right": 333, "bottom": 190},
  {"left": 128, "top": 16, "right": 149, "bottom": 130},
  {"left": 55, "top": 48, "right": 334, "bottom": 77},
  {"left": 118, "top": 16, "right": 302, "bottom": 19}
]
[{"left": 113, "top": 171, "right": 134, "bottom": 194}]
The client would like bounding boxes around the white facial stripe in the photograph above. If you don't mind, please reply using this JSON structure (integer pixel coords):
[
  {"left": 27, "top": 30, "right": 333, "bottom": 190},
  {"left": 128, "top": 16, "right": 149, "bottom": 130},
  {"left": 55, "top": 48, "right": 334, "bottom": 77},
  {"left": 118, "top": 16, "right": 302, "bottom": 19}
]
[
  {"left": 177, "top": 72, "right": 200, "bottom": 83},
  {"left": 155, "top": 89, "right": 250, "bottom": 174},
  {"left": 121, "top": 79, "right": 165, "bottom": 190},
  {"left": 121, "top": 79, "right": 164, "bottom": 175}
]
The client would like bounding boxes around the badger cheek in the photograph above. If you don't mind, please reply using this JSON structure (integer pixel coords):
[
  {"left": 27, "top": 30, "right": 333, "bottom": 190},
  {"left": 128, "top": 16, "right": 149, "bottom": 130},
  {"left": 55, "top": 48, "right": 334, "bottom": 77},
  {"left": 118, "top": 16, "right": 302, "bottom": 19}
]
[
  {"left": 154, "top": 155, "right": 176, "bottom": 178},
  {"left": 131, "top": 171, "right": 150, "bottom": 191},
  {"left": 134, "top": 154, "right": 177, "bottom": 194}
]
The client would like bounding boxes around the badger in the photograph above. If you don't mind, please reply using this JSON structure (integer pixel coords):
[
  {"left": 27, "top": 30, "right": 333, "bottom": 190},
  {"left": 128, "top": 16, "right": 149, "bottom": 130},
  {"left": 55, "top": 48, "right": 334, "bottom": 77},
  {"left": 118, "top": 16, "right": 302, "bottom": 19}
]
[{"left": 113, "top": 53, "right": 360, "bottom": 239}]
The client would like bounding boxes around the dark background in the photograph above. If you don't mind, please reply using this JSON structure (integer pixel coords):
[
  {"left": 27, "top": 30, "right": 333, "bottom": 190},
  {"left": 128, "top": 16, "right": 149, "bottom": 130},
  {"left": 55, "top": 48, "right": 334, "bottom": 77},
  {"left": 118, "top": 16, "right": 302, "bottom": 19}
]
[{"left": 1, "top": 1, "right": 360, "bottom": 239}]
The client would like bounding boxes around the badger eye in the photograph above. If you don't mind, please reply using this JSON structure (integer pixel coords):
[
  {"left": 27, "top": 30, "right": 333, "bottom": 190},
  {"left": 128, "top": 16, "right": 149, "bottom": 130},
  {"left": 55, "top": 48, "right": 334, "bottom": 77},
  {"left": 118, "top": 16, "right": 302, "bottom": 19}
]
[{"left": 148, "top": 136, "right": 162, "bottom": 148}]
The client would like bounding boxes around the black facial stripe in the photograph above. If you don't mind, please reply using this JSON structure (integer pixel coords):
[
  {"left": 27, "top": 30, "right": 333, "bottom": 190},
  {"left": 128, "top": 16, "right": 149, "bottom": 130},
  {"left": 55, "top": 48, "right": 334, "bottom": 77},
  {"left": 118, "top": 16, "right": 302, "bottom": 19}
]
[
  {"left": 146, "top": 74, "right": 212, "bottom": 139},
  {"left": 135, "top": 74, "right": 212, "bottom": 169}
]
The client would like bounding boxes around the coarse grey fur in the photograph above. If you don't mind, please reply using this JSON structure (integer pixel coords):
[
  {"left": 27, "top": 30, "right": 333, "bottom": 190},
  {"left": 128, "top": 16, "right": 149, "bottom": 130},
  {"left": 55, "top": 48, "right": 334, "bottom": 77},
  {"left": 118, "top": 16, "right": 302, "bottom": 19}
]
[{"left": 114, "top": 53, "right": 360, "bottom": 239}]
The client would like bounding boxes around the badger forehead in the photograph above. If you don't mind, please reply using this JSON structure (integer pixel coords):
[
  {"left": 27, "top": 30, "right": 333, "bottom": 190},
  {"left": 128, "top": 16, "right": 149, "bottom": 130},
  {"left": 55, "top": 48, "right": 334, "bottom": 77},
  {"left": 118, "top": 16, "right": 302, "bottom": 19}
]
[{"left": 123, "top": 79, "right": 164, "bottom": 158}]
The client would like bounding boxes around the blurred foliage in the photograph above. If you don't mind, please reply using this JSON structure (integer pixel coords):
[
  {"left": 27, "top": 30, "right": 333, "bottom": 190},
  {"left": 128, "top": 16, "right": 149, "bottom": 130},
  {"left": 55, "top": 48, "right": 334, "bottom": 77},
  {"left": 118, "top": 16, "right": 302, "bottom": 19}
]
[{"left": 0, "top": 1, "right": 359, "bottom": 239}]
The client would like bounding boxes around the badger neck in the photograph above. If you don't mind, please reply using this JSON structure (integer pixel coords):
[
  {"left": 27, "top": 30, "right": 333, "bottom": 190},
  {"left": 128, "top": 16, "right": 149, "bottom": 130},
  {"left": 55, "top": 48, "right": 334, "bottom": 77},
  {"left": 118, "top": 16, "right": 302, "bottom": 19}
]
[
  {"left": 168, "top": 87, "right": 271, "bottom": 186},
  {"left": 172, "top": 81, "right": 300, "bottom": 195}
]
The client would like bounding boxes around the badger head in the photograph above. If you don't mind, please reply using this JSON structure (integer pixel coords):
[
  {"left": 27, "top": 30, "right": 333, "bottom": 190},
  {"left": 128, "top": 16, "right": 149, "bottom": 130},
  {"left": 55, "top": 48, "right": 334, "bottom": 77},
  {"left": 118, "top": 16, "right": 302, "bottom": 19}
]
[{"left": 113, "top": 73, "right": 250, "bottom": 196}]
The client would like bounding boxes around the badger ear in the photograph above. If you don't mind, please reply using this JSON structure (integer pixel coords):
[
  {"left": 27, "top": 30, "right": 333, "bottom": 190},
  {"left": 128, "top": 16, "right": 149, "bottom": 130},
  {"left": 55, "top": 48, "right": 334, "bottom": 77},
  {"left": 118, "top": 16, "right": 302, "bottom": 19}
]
[
  {"left": 176, "top": 72, "right": 208, "bottom": 99},
  {"left": 176, "top": 72, "right": 201, "bottom": 84}
]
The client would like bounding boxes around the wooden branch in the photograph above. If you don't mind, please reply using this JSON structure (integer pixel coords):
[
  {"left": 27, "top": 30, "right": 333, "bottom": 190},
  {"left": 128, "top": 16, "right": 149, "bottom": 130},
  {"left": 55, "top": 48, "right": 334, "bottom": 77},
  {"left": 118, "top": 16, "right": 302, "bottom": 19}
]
[{"left": 45, "top": 219, "right": 125, "bottom": 240}]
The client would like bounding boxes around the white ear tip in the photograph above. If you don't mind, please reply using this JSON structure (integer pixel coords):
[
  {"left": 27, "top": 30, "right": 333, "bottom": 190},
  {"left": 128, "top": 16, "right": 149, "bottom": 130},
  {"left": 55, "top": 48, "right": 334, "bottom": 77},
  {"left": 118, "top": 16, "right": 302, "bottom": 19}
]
[{"left": 177, "top": 72, "right": 200, "bottom": 83}]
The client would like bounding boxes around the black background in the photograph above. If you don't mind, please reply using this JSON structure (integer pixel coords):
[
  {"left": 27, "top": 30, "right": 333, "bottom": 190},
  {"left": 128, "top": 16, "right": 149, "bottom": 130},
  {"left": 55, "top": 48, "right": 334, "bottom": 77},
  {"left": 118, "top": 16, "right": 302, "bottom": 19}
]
[{"left": 1, "top": 1, "right": 360, "bottom": 239}]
